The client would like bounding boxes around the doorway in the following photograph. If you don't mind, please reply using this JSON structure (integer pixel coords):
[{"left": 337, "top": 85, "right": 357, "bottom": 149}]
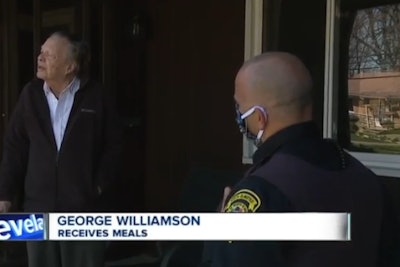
[
  {"left": 0, "top": 0, "right": 148, "bottom": 211},
  {"left": 0, "top": 0, "right": 149, "bottom": 264}
]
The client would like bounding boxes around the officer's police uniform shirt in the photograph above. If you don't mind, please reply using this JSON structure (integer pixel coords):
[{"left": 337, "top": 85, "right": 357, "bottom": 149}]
[{"left": 202, "top": 121, "right": 391, "bottom": 267}]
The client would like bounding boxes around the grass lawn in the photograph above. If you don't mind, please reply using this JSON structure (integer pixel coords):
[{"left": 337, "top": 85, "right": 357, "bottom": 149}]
[{"left": 351, "top": 142, "right": 400, "bottom": 154}]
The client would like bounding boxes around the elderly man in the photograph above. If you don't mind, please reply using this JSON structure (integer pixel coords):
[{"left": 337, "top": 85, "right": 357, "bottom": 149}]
[
  {"left": 0, "top": 31, "right": 122, "bottom": 267},
  {"left": 202, "top": 52, "right": 398, "bottom": 267}
]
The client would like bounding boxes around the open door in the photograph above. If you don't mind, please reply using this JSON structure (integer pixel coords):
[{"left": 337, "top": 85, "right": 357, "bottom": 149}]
[
  {"left": 0, "top": 0, "right": 150, "bottom": 263},
  {"left": 0, "top": 0, "right": 95, "bottom": 265}
]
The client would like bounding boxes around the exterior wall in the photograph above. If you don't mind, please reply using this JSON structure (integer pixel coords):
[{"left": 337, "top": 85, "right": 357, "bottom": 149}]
[
  {"left": 349, "top": 72, "right": 400, "bottom": 131},
  {"left": 144, "top": 0, "right": 246, "bottom": 211},
  {"left": 349, "top": 72, "right": 400, "bottom": 98}
]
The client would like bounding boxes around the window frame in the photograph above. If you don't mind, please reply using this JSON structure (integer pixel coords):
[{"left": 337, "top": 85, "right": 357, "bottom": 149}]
[
  {"left": 326, "top": 0, "right": 400, "bottom": 178},
  {"left": 242, "top": 0, "right": 264, "bottom": 164},
  {"left": 243, "top": 0, "right": 400, "bottom": 178}
]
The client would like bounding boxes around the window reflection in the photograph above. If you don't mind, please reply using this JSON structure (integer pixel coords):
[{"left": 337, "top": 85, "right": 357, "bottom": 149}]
[{"left": 348, "top": 4, "right": 400, "bottom": 154}]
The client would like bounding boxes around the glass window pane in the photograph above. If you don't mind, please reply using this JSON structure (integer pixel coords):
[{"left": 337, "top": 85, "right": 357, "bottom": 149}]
[{"left": 348, "top": 4, "right": 400, "bottom": 154}]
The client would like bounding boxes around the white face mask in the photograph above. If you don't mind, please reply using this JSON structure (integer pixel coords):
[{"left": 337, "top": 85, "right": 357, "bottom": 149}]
[{"left": 235, "top": 104, "right": 267, "bottom": 146}]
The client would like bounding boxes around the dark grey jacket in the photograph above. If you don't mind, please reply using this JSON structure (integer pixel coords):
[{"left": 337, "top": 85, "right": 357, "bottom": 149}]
[{"left": 0, "top": 78, "right": 123, "bottom": 212}]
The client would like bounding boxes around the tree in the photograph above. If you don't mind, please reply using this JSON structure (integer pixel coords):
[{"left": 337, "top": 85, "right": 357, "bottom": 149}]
[{"left": 349, "top": 4, "right": 400, "bottom": 75}]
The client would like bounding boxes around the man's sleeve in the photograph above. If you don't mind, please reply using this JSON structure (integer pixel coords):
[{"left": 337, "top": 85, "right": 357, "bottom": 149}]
[
  {"left": 224, "top": 175, "right": 292, "bottom": 213},
  {"left": 0, "top": 89, "right": 29, "bottom": 201},
  {"left": 209, "top": 176, "right": 291, "bottom": 267},
  {"left": 95, "top": 93, "right": 123, "bottom": 194},
  {"left": 378, "top": 182, "right": 400, "bottom": 267}
]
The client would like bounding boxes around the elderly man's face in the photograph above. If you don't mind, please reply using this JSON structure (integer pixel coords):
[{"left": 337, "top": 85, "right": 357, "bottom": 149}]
[{"left": 36, "top": 36, "right": 72, "bottom": 82}]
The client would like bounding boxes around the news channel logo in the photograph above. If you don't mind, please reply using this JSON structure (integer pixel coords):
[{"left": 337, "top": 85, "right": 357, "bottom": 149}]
[{"left": 0, "top": 214, "right": 45, "bottom": 241}]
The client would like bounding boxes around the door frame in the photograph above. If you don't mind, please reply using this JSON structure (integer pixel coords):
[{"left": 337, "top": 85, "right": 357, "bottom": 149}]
[
  {"left": 242, "top": 0, "right": 264, "bottom": 164},
  {"left": 0, "top": 0, "right": 19, "bottom": 159}
]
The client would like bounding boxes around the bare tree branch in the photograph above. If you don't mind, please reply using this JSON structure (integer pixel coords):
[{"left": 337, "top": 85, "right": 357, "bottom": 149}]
[{"left": 349, "top": 4, "right": 400, "bottom": 74}]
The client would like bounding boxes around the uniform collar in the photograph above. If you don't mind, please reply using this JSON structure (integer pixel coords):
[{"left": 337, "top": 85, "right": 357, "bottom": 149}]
[{"left": 252, "top": 121, "right": 320, "bottom": 164}]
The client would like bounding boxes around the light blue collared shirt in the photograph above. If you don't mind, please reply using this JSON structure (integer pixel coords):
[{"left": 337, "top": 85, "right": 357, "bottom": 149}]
[{"left": 43, "top": 77, "right": 80, "bottom": 151}]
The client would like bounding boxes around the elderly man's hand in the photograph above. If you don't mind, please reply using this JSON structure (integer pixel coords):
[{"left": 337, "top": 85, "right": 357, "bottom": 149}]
[
  {"left": 0, "top": 201, "right": 11, "bottom": 213},
  {"left": 220, "top": 187, "right": 232, "bottom": 212}
]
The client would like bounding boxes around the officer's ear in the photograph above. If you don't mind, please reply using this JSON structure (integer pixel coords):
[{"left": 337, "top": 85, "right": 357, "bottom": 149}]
[{"left": 256, "top": 108, "right": 268, "bottom": 129}]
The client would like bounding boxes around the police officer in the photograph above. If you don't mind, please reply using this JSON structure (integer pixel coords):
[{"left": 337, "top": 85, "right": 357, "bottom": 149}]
[{"left": 201, "top": 52, "right": 399, "bottom": 267}]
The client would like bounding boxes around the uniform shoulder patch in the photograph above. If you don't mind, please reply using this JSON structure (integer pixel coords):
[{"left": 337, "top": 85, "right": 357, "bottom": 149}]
[{"left": 224, "top": 189, "right": 261, "bottom": 213}]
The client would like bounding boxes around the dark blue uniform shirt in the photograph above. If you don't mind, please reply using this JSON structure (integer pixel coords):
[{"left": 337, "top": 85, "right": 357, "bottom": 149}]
[{"left": 202, "top": 121, "right": 399, "bottom": 267}]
